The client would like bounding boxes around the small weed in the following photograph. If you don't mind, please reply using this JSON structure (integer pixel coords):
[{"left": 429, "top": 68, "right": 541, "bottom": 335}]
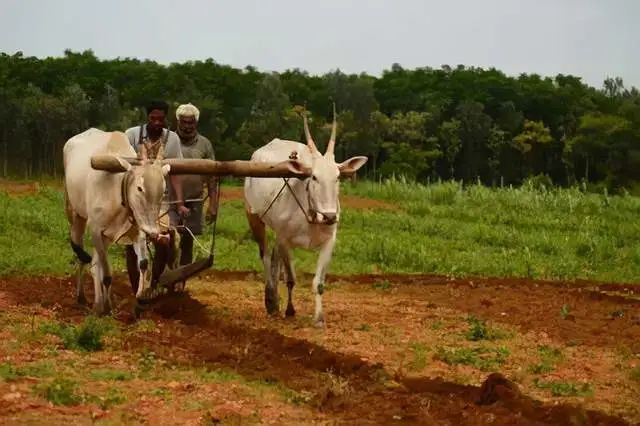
[
  {"left": 409, "top": 342, "right": 428, "bottom": 371},
  {"left": 150, "top": 387, "right": 172, "bottom": 401},
  {"left": 41, "top": 316, "right": 117, "bottom": 352},
  {"left": 529, "top": 345, "right": 564, "bottom": 374},
  {"left": 534, "top": 379, "right": 593, "bottom": 397},
  {"left": 320, "top": 369, "right": 352, "bottom": 398},
  {"left": 430, "top": 320, "right": 444, "bottom": 331},
  {"left": 1, "top": 361, "right": 55, "bottom": 381},
  {"left": 138, "top": 349, "right": 157, "bottom": 374},
  {"left": 0, "top": 363, "right": 18, "bottom": 381},
  {"left": 20, "top": 361, "right": 55, "bottom": 378},
  {"left": 372, "top": 280, "right": 391, "bottom": 291},
  {"left": 90, "top": 369, "right": 133, "bottom": 382},
  {"left": 357, "top": 323, "right": 371, "bottom": 332},
  {"left": 560, "top": 304, "right": 571, "bottom": 320},
  {"left": 35, "top": 378, "right": 81, "bottom": 406},
  {"left": 465, "top": 316, "right": 508, "bottom": 341},
  {"left": 630, "top": 366, "right": 640, "bottom": 382},
  {"left": 88, "top": 388, "right": 127, "bottom": 409},
  {"left": 435, "top": 346, "right": 510, "bottom": 371},
  {"left": 466, "top": 316, "right": 489, "bottom": 341}
]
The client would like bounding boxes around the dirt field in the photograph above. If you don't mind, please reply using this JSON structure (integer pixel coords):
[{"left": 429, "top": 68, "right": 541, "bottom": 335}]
[
  {"left": 2, "top": 180, "right": 639, "bottom": 424},
  {"left": 1, "top": 271, "right": 639, "bottom": 425}
]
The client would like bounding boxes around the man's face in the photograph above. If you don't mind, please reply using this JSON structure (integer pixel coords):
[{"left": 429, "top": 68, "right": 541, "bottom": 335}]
[
  {"left": 147, "top": 109, "right": 166, "bottom": 133},
  {"left": 178, "top": 115, "right": 197, "bottom": 138}
]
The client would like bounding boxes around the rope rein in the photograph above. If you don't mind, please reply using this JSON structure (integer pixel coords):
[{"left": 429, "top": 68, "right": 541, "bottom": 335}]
[{"left": 260, "top": 177, "right": 318, "bottom": 224}]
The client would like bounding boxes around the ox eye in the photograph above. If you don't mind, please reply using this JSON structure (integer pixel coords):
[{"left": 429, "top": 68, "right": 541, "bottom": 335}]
[
  {"left": 312, "top": 175, "right": 317, "bottom": 181},
  {"left": 137, "top": 186, "right": 143, "bottom": 192}
]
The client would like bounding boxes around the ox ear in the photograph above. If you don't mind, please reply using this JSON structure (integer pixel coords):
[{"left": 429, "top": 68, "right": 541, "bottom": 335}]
[
  {"left": 286, "top": 159, "right": 311, "bottom": 176},
  {"left": 115, "top": 156, "right": 132, "bottom": 172},
  {"left": 338, "top": 156, "right": 368, "bottom": 175},
  {"left": 161, "top": 164, "right": 171, "bottom": 177}
]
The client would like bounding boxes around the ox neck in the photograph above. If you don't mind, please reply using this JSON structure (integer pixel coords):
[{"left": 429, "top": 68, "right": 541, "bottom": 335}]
[{"left": 120, "top": 171, "right": 135, "bottom": 220}]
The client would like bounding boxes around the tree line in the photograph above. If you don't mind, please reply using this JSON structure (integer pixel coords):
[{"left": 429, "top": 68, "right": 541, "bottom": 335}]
[{"left": 1, "top": 49, "right": 639, "bottom": 192}]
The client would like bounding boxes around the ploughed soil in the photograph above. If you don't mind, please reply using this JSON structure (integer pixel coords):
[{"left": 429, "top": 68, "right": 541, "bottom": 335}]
[{"left": 1, "top": 271, "right": 638, "bottom": 425}]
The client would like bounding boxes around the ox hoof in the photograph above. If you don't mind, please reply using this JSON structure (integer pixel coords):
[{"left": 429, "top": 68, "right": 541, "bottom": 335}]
[
  {"left": 285, "top": 305, "right": 296, "bottom": 318},
  {"left": 266, "top": 304, "right": 280, "bottom": 316},
  {"left": 313, "top": 313, "right": 325, "bottom": 328},
  {"left": 76, "top": 294, "right": 87, "bottom": 306},
  {"left": 264, "top": 288, "right": 279, "bottom": 316}
]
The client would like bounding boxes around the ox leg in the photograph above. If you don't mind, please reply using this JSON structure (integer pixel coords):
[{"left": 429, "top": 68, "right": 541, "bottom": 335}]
[
  {"left": 125, "top": 245, "right": 139, "bottom": 294},
  {"left": 279, "top": 243, "right": 297, "bottom": 318},
  {"left": 69, "top": 214, "right": 90, "bottom": 305},
  {"left": 264, "top": 245, "right": 281, "bottom": 315},
  {"left": 246, "top": 210, "right": 267, "bottom": 260},
  {"left": 312, "top": 237, "right": 336, "bottom": 328},
  {"left": 89, "top": 248, "right": 105, "bottom": 315},
  {"left": 133, "top": 239, "right": 149, "bottom": 298},
  {"left": 91, "top": 230, "right": 113, "bottom": 315}
]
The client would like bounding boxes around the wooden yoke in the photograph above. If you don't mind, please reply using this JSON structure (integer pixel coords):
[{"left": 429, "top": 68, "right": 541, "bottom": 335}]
[{"left": 90, "top": 155, "right": 358, "bottom": 178}]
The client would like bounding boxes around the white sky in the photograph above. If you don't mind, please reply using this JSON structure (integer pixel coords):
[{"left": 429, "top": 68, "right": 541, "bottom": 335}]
[{"left": 1, "top": 0, "right": 638, "bottom": 89}]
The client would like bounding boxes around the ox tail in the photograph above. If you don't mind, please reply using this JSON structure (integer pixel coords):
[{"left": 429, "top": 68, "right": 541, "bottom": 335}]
[
  {"left": 64, "top": 182, "right": 92, "bottom": 264},
  {"left": 63, "top": 182, "right": 73, "bottom": 225}
]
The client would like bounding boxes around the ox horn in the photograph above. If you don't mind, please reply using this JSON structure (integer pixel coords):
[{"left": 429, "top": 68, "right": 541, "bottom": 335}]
[
  {"left": 326, "top": 102, "right": 337, "bottom": 157},
  {"left": 302, "top": 110, "right": 318, "bottom": 153}
]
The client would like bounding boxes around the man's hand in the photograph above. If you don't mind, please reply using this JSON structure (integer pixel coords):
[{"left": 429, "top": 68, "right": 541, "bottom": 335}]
[{"left": 177, "top": 204, "right": 190, "bottom": 217}]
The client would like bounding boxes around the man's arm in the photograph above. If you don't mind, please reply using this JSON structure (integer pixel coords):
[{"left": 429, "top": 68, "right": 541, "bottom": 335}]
[{"left": 165, "top": 132, "right": 189, "bottom": 216}]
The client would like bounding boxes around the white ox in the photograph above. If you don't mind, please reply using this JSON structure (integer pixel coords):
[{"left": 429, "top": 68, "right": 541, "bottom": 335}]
[
  {"left": 63, "top": 128, "right": 170, "bottom": 315},
  {"left": 243, "top": 109, "right": 368, "bottom": 327}
]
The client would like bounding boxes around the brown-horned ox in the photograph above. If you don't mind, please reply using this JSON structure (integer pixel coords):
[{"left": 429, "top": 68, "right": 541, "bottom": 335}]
[
  {"left": 63, "top": 128, "right": 170, "bottom": 315},
  {"left": 243, "top": 107, "right": 368, "bottom": 327}
]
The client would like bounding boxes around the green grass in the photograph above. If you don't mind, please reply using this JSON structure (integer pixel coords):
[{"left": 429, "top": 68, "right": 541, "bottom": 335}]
[
  {"left": 40, "top": 316, "right": 118, "bottom": 352},
  {"left": 90, "top": 369, "right": 134, "bottom": 382},
  {"left": 533, "top": 379, "right": 594, "bottom": 397},
  {"left": 465, "top": 316, "right": 510, "bottom": 341},
  {"left": 1, "top": 361, "right": 57, "bottom": 381},
  {"left": 529, "top": 345, "right": 564, "bottom": 374},
  {"left": 434, "top": 346, "right": 510, "bottom": 371},
  {"left": 408, "top": 342, "right": 428, "bottom": 371},
  {"left": 34, "top": 377, "right": 82, "bottom": 406},
  {"left": 4, "top": 178, "right": 640, "bottom": 283}
]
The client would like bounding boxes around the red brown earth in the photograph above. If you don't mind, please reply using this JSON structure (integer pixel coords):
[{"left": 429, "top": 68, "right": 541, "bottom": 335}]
[{"left": 1, "top": 272, "right": 638, "bottom": 425}]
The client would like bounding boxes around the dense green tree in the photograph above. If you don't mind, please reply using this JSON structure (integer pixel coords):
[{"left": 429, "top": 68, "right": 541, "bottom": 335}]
[{"left": 0, "top": 50, "right": 639, "bottom": 191}]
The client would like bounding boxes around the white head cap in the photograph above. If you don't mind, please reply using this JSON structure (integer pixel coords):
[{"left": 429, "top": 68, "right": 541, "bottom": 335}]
[{"left": 176, "top": 103, "right": 200, "bottom": 121}]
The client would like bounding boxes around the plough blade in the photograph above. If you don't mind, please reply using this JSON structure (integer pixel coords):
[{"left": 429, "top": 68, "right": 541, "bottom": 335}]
[{"left": 157, "top": 256, "right": 213, "bottom": 289}]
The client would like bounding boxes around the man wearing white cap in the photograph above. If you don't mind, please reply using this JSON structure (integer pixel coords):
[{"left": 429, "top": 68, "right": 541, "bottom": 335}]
[{"left": 169, "top": 103, "right": 219, "bottom": 278}]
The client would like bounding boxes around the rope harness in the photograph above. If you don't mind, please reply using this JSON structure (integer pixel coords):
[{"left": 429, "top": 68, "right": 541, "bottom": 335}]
[{"left": 258, "top": 150, "right": 329, "bottom": 225}]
